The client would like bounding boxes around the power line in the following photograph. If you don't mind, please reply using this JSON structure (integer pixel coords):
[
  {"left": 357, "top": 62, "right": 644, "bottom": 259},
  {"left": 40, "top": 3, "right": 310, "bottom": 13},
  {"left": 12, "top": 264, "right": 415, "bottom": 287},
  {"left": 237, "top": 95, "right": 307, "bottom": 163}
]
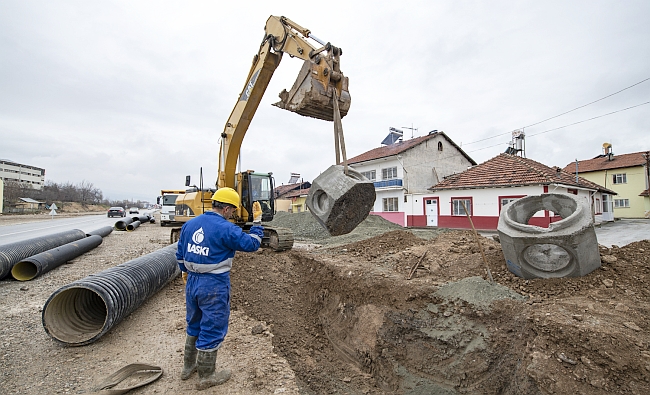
[
  {"left": 522, "top": 77, "right": 650, "bottom": 129},
  {"left": 463, "top": 76, "right": 650, "bottom": 146},
  {"left": 526, "top": 101, "right": 650, "bottom": 138},
  {"left": 398, "top": 100, "right": 649, "bottom": 169}
]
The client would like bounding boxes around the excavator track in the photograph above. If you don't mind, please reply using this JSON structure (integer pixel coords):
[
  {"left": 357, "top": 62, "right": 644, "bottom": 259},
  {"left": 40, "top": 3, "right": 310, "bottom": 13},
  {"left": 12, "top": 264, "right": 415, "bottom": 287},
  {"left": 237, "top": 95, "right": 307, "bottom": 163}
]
[{"left": 262, "top": 226, "right": 294, "bottom": 251}]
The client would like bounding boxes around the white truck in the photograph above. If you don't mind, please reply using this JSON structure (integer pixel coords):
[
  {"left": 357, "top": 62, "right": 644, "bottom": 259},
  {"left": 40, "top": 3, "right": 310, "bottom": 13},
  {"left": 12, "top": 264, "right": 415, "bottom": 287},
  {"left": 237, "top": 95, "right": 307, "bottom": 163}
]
[{"left": 158, "top": 189, "right": 185, "bottom": 226}]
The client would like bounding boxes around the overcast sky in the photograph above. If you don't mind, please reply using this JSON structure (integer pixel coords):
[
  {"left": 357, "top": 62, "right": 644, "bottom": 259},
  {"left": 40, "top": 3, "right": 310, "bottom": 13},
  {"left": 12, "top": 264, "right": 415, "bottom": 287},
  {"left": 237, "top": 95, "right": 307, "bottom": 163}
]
[{"left": 1, "top": 1, "right": 649, "bottom": 203}]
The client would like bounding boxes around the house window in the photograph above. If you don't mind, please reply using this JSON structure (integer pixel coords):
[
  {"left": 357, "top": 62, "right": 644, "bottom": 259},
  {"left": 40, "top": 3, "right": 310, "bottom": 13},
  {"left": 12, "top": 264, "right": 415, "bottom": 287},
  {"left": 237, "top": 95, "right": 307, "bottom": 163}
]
[
  {"left": 614, "top": 199, "right": 630, "bottom": 208},
  {"left": 438, "top": 141, "right": 443, "bottom": 151},
  {"left": 595, "top": 198, "right": 601, "bottom": 214},
  {"left": 452, "top": 198, "right": 471, "bottom": 216},
  {"left": 612, "top": 174, "right": 627, "bottom": 184},
  {"left": 361, "top": 170, "right": 376, "bottom": 180},
  {"left": 383, "top": 197, "right": 399, "bottom": 212},
  {"left": 500, "top": 197, "right": 519, "bottom": 207},
  {"left": 567, "top": 189, "right": 578, "bottom": 195},
  {"left": 382, "top": 167, "right": 398, "bottom": 180}
]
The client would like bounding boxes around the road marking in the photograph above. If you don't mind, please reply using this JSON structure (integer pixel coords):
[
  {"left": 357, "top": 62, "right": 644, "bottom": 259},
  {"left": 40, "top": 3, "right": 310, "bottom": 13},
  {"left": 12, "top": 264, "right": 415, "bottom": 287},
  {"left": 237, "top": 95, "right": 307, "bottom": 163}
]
[{"left": 0, "top": 218, "right": 104, "bottom": 238}]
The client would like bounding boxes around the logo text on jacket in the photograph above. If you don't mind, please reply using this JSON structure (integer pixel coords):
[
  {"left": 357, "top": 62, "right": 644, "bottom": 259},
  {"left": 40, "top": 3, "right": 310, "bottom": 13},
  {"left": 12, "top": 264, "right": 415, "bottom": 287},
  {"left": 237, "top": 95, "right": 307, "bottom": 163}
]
[{"left": 188, "top": 243, "right": 210, "bottom": 256}]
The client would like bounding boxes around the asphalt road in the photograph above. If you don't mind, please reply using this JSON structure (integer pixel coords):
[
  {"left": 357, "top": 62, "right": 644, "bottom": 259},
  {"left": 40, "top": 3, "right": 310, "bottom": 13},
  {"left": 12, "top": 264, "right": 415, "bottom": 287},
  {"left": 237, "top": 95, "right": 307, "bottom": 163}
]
[
  {"left": 0, "top": 214, "right": 144, "bottom": 246},
  {"left": 593, "top": 218, "right": 650, "bottom": 248}
]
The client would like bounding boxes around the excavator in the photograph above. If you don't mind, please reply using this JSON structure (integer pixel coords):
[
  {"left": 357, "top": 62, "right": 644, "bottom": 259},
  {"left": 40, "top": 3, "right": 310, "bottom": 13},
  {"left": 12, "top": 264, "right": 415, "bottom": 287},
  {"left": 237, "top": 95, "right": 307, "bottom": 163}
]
[{"left": 171, "top": 16, "right": 356, "bottom": 251}]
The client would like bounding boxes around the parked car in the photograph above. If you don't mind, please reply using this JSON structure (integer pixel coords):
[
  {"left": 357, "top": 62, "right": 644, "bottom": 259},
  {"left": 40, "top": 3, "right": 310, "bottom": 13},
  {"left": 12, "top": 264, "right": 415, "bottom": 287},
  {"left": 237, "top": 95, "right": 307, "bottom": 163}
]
[
  {"left": 108, "top": 207, "right": 126, "bottom": 217},
  {"left": 129, "top": 207, "right": 140, "bottom": 214}
]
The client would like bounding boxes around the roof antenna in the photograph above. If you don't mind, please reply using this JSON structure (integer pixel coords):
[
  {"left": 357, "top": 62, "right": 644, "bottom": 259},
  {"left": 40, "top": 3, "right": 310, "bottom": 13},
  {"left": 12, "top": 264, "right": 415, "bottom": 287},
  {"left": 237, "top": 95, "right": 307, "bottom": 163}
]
[{"left": 402, "top": 124, "right": 418, "bottom": 139}]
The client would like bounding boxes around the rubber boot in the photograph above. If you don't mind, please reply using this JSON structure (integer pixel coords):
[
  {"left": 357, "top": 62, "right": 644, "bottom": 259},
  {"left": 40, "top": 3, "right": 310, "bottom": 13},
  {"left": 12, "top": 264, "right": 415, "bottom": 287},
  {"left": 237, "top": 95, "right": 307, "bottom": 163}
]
[
  {"left": 180, "top": 335, "right": 198, "bottom": 380},
  {"left": 196, "top": 350, "right": 231, "bottom": 390}
]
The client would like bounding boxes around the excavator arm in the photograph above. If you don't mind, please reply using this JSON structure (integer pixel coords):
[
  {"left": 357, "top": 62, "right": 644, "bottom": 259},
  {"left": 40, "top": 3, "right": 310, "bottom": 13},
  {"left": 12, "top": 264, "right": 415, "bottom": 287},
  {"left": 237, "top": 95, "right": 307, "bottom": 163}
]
[{"left": 217, "top": 15, "right": 351, "bottom": 192}]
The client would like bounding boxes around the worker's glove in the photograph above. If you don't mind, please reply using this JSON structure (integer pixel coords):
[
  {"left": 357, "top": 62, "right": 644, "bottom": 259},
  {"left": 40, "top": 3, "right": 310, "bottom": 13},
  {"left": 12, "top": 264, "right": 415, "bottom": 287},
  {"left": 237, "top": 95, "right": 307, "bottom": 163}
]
[{"left": 252, "top": 201, "right": 263, "bottom": 224}]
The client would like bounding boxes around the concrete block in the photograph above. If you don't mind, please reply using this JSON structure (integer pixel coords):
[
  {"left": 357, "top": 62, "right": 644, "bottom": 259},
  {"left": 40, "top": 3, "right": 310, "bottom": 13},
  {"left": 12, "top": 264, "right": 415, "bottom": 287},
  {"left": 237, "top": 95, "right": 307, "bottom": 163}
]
[
  {"left": 497, "top": 193, "right": 601, "bottom": 279},
  {"left": 307, "top": 165, "right": 376, "bottom": 236}
]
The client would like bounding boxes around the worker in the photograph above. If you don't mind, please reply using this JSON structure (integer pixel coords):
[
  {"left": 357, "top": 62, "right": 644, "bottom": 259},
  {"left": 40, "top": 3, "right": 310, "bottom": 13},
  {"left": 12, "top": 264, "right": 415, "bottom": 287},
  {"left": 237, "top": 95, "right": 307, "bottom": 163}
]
[{"left": 175, "top": 187, "right": 263, "bottom": 390}]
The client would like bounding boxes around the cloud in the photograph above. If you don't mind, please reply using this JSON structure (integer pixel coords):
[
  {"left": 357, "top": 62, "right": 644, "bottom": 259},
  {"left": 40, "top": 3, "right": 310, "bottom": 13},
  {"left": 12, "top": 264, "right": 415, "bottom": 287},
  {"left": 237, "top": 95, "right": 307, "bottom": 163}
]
[{"left": 1, "top": 0, "right": 649, "bottom": 203}]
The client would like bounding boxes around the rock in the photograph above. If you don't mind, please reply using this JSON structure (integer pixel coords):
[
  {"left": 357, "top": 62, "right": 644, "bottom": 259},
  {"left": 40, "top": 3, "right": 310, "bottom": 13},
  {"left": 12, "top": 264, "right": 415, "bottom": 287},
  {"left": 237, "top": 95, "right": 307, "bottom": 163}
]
[
  {"left": 601, "top": 255, "right": 617, "bottom": 264},
  {"left": 251, "top": 324, "right": 265, "bottom": 335},
  {"left": 602, "top": 279, "right": 614, "bottom": 288},
  {"left": 614, "top": 303, "right": 629, "bottom": 312},
  {"left": 623, "top": 322, "right": 641, "bottom": 332}
]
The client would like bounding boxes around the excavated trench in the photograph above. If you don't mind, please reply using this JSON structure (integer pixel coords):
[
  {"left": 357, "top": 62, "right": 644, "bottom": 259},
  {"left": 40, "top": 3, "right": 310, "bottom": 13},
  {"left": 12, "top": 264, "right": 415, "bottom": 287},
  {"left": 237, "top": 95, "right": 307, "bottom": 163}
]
[{"left": 231, "top": 248, "right": 538, "bottom": 395}]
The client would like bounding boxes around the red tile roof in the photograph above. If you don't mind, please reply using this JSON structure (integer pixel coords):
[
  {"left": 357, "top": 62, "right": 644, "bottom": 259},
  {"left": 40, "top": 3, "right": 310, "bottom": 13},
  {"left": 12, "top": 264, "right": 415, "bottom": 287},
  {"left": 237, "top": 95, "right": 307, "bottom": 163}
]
[
  {"left": 281, "top": 188, "right": 310, "bottom": 198},
  {"left": 431, "top": 153, "right": 616, "bottom": 194},
  {"left": 347, "top": 131, "right": 477, "bottom": 165},
  {"left": 562, "top": 151, "right": 648, "bottom": 173},
  {"left": 273, "top": 182, "right": 310, "bottom": 198}
]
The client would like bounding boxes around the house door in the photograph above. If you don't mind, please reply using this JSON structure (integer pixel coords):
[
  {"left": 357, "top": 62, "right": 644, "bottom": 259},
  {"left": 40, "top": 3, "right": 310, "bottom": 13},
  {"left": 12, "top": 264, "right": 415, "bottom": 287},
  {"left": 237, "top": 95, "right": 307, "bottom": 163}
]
[
  {"left": 601, "top": 194, "right": 614, "bottom": 222},
  {"left": 425, "top": 199, "right": 438, "bottom": 226}
]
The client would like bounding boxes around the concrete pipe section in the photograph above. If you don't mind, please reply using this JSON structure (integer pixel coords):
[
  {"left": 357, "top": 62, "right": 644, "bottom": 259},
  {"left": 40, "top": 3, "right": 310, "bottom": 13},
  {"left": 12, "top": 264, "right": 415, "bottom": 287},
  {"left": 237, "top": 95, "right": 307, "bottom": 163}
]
[
  {"left": 497, "top": 193, "right": 601, "bottom": 279},
  {"left": 42, "top": 243, "right": 180, "bottom": 346},
  {"left": 0, "top": 229, "right": 87, "bottom": 280},
  {"left": 12, "top": 235, "right": 103, "bottom": 281},
  {"left": 306, "top": 165, "right": 376, "bottom": 236}
]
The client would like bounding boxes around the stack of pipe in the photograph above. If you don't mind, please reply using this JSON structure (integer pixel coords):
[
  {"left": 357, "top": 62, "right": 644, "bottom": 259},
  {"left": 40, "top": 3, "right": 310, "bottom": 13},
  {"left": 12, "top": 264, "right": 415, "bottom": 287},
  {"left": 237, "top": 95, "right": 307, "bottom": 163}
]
[
  {"left": 0, "top": 229, "right": 86, "bottom": 279},
  {"left": 8, "top": 226, "right": 114, "bottom": 281}
]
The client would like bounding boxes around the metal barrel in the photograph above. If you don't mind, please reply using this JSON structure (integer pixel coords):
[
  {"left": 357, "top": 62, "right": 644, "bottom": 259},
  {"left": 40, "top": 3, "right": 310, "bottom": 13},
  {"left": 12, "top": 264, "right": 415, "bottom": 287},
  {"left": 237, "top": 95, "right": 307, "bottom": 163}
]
[
  {"left": 0, "top": 229, "right": 87, "bottom": 280},
  {"left": 86, "top": 226, "right": 113, "bottom": 238},
  {"left": 114, "top": 217, "right": 133, "bottom": 231},
  {"left": 126, "top": 220, "right": 141, "bottom": 232},
  {"left": 42, "top": 243, "right": 179, "bottom": 346},
  {"left": 11, "top": 235, "right": 103, "bottom": 281}
]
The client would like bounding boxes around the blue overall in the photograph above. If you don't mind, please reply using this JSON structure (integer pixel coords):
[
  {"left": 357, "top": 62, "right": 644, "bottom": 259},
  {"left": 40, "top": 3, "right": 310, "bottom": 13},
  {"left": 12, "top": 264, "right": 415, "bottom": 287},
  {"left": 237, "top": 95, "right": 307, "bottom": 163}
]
[{"left": 176, "top": 211, "right": 262, "bottom": 350}]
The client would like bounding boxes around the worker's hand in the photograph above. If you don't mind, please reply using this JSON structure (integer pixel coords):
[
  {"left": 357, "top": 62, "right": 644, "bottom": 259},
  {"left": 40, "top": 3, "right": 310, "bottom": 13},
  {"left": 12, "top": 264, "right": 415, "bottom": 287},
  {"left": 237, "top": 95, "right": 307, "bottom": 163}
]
[{"left": 252, "top": 201, "right": 263, "bottom": 223}]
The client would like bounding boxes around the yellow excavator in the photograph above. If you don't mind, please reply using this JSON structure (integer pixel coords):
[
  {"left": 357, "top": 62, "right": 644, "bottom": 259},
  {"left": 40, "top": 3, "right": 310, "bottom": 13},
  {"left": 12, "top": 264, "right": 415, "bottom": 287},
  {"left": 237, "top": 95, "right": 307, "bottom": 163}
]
[{"left": 171, "top": 16, "right": 354, "bottom": 250}]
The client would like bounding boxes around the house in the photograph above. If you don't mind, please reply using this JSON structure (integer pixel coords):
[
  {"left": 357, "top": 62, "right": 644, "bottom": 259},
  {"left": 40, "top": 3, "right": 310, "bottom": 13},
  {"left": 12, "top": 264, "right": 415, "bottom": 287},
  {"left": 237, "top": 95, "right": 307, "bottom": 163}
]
[
  {"left": 347, "top": 131, "right": 477, "bottom": 226},
  {"left": 428, "top": 153, "right": 616, "bottom": 230},
  {"left": 16, "top": 197, "right": 45, "bottom": 211},
  {"left": 273, "top": 181, "right": 311, "bottom": 213},
  {"left": 563, "top": 146, "right": 650, "bottom": 219},
  {"left": 281, "top": 188, "right": 310, "bottom": 213}
]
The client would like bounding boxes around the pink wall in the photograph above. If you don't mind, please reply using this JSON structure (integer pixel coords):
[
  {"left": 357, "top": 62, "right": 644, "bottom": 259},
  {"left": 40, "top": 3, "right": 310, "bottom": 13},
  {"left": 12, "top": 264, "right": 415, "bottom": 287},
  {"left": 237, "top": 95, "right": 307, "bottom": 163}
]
[{"left": 370, "top": 211, "right": 405, "bottom": 226}]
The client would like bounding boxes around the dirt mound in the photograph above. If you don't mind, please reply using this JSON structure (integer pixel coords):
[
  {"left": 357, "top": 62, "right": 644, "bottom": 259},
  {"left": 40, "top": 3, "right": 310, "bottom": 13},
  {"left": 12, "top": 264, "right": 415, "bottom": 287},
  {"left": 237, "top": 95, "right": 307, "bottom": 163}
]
[
  {"left": 232, "top": 227, "right": 650, "bottom": 394},
  {"left": 57, "top": 202, "right": 107, "bottom": 213},
  {"left": 268, "top": 211, "right": 405, "bottom": 246}
]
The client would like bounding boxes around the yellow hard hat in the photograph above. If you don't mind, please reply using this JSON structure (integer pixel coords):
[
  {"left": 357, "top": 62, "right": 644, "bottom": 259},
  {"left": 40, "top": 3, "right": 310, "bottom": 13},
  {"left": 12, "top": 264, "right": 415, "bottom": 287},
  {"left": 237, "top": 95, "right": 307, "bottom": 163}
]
[{"left": 211, "top": 187, "right": 240, "bottom": 208}]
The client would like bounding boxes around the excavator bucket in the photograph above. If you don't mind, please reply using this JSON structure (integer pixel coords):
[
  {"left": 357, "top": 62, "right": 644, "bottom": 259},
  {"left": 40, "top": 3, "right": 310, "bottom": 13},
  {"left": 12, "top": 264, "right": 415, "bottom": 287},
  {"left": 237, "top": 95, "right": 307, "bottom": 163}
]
[
  {"left": 306, "top": 165, "right": 376, "bottom": 236},
  {"left": 273, "top": 59, "right": 351, "bottom": 122}
]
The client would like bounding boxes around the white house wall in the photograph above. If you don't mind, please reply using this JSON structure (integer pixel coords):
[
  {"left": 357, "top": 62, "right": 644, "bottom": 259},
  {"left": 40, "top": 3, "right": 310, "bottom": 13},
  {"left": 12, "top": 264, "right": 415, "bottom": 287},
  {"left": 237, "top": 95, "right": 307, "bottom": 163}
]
[{"left": 430, "top": 185, "right": 605, "bottom": 230}]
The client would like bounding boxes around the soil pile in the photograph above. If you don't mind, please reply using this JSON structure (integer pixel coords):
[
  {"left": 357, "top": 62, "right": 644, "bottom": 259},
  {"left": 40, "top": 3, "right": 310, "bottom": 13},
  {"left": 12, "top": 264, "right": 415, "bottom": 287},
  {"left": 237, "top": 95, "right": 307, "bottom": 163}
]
[{"left": 0, "top": 212, "right": 649, "bottom": 394}]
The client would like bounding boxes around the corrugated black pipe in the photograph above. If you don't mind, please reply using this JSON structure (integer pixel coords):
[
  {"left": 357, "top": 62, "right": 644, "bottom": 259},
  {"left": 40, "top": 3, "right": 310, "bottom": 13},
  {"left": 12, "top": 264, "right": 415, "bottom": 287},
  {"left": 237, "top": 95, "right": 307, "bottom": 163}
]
[
  {"left": 126, "top": 220, "right": 141, "bottom": 231},
  {"left": 114, "top": 217, "right": 133, "bottom": 231},
  {"left": 12, "top": 235, "right": 104, "bottom": 281},
  {"left": 132, "top": 215, "right": 149, "bottom": 223},
  {"left": 0, "top": 229, "right": 87, "bottom": 280},
  {"left": 86, "top": 226, "right": 113, "bottom": 238},
  {"left": 42, "top": 243, "right": 179, "bottom": 346}
]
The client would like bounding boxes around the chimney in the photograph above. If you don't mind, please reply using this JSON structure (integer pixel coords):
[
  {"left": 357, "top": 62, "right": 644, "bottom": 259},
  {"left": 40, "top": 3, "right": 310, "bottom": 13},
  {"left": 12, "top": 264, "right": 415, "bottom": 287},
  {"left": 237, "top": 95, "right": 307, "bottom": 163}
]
[{"left": 602, "top": 143, "right": 614, "bottom": 160}]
